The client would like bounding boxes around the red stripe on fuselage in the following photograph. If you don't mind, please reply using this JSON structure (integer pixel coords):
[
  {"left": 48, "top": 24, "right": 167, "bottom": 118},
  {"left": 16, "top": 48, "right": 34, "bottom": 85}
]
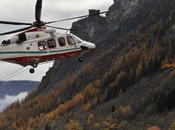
[
  {"left": 2, "top": 50, "right": 81, "bottom": 66},
  {"left": 25, "top": 27, "right": 46, "bottom": 33}
]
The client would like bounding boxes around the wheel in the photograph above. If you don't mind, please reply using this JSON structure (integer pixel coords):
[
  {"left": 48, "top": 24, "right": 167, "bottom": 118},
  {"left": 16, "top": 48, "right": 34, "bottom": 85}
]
[
  {"left": 32, "top": 63, "right": 38, "bottom": 68},
  {"left": 78, "top": 57, "right": 83, "bottom": 62},
  {"left": 29, "top": 68, "right": 35, "bottom": 74}
]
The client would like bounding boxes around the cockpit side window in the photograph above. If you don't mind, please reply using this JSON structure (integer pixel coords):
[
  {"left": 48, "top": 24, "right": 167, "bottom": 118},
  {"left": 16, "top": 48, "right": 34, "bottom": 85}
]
[
  {"left": 67, "top": 36, "right": 76, "bottom": 45},
  {"left": 38, "top": 41, "right": 47, "bottom": 50},
  {"left": 58, "top": 37, "right": 66, "bottom": 47},
  {"left": 47, "top": 39, "right": 56, "bottom": 49}
]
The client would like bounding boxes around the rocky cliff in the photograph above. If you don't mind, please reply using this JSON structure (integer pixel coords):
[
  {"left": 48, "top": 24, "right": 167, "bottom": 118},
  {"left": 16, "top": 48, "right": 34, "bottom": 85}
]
[{"left": 1, "top": 0, "right": 175, "bottom": 130}]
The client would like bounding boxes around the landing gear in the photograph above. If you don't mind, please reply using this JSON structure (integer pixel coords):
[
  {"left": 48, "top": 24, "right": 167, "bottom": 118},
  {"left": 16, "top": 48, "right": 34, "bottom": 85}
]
[
  {"left": 79, "top": 57, "right": 83, "bottom": 62},
  {"left": 29, "top": 68, "right": 35, "bottom": 74},
  {"left": 32, "top": 63, "right": 38, "bottom": 68},
  {"left": 29, "top": 63, "right": 38, "bottom": 73}
]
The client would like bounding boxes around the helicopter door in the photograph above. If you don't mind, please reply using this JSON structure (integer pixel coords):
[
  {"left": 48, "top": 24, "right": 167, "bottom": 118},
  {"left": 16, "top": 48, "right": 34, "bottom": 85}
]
[
  {"left": 38, "top": 41, "right": 47, "bottom": 50},
  {"left": 47, "top": 39, "right": 56, "bottom": 49}
]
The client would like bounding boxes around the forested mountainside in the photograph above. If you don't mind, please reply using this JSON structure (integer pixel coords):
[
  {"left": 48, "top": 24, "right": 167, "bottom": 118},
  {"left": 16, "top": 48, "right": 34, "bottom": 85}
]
[{"left": 1, "top": 0, "right": 175, "bottom": 130}]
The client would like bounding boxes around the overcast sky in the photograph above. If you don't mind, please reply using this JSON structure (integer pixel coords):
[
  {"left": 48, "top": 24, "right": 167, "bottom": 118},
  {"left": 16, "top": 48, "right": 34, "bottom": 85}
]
[{"left": 0, "top": 0, "right": 113, "bottom": 81}]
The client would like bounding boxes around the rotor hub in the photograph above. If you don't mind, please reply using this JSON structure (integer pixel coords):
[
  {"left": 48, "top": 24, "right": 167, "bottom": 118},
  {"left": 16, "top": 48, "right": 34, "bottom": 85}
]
[{"left": 33, "top": 21, "right": 45, "bottom": 27}]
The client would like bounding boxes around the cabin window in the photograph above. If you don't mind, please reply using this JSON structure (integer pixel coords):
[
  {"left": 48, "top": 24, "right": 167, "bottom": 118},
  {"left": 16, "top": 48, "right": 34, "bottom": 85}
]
[
  {"left": 58, "top": 37, "right": 66, "bottom": 47},
  {"left": 67, "top": 36, "right": 76, "bottom": 45},
  {"left": 38, "top": 41, "right": 47, "bottom": 50},
  {"left": 47, "top": 39, "right": 56, "bottom": 49}
]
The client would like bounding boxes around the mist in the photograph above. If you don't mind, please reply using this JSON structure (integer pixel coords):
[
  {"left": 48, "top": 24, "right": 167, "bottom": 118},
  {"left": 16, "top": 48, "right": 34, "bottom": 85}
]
[{"left": 0, "top": 92, "right": 28, "bottom": 112}]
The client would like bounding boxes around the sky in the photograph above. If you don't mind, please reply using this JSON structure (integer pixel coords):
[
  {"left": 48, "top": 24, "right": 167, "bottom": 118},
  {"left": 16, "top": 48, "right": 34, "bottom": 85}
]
[{"left": 0, "top": 0, "right": 113, "bottom": 81}]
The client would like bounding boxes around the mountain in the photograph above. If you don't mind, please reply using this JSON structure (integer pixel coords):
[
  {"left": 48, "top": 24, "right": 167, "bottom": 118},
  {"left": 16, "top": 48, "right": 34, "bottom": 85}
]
[
  {"left": 0, "top": 0, "right": 175, "bottom": 130},
  {"left": 0, "top": 81, "right": 39, "bottom": 98}
]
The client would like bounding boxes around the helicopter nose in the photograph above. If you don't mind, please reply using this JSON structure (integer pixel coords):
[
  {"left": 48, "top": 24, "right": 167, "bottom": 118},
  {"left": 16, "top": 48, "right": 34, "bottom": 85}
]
[
  {"left": 89, "top": 43, "right": 96, "bottom": 49},
  {"left": 81, "top": 42, "right": 96, "bottom": 50}
]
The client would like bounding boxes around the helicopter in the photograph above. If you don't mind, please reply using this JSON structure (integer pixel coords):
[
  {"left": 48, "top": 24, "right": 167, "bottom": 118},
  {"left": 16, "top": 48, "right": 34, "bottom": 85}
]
[{"left": 0, "top": 0, "right": 107, "bottom": 74}]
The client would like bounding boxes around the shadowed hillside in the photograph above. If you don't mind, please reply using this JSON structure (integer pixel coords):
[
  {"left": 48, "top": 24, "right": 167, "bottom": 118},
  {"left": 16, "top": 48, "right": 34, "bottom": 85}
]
[{"left": 1, "top": 0, "right": 175, "bottom": 129}]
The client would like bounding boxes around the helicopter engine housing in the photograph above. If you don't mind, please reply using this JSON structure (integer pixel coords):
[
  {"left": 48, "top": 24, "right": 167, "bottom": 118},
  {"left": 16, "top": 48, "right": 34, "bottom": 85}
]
[{"left": 1, "top": 33, "right": 27, "bottom": 45}]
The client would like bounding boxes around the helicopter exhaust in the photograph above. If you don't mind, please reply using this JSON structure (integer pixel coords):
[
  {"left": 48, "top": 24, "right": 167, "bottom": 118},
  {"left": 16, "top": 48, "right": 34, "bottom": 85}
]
[
  {"left": 2, "top": 33, "right": 27, "bottom": 45},
  {"left": 2, "top": 36, "right": 18, "bottom": 45},
  {"left": 2, "top": 39, "right": 11, "bottom": 45}
]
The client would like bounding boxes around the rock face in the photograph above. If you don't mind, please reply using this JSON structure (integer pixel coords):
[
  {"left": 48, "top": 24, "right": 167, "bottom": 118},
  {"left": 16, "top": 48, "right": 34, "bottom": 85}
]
[
  {"left": 107, "top": 0, "right": 139, "bottom": 23},
  {"left": 71, "top": 10, "right": 108, "bottom": 42},
  {"left": 1, "top": 0, "right": 175, "bottom": 130}
]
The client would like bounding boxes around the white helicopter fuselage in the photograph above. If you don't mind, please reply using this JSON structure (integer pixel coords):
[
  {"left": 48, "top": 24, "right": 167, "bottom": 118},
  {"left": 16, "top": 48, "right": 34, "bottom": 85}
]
[{"left": 0, "top": 29, "right": 95, "bottom": 67}]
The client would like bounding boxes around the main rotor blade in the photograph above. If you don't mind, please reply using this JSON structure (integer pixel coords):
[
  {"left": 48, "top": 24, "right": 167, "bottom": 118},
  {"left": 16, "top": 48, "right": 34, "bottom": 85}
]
[
  {"left": 45, "top": 11, "right": 108, "bottom": 24},
  {"left": 46, "top": 25, "right": 71, "bottom": 31},
  {"left": 35, "top": 0, "right": 42, "bottom": 22},
  {"left": 0, "top": 26, "right": 32, "bottom": 35},
  {"left": 0, "top": 21, "right": 32, "bottom": 26}
]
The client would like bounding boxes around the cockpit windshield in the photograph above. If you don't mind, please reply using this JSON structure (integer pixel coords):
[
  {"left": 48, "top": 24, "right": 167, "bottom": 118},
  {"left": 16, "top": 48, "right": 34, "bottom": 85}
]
[{"left": 71, "top": 34, "right": 83, "bottom": 44}]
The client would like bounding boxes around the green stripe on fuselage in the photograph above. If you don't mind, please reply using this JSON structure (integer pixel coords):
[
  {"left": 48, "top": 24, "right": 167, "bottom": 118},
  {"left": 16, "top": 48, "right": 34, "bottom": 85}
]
[{"left": 0, "top": 48, "right": 81, "bottom": 54}]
